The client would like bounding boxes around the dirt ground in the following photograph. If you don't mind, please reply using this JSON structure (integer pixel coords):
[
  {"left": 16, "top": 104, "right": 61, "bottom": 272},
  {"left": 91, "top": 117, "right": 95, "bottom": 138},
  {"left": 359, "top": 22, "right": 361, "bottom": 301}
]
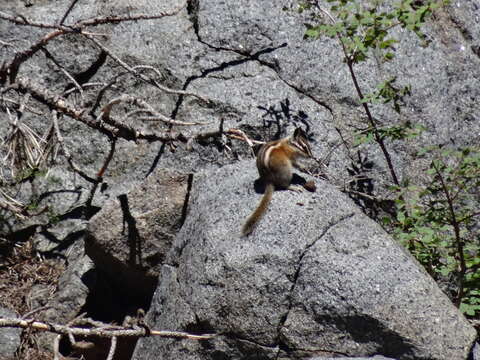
[{"left": 0, "top": 239, "right": 65, "bottom": 360}]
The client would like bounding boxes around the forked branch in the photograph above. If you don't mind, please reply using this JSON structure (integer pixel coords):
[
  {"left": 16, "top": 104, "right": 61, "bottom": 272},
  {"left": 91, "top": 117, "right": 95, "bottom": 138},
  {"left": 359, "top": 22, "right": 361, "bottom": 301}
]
[{"left": 0, "top": 317, "right": 215, "bottom": 340}]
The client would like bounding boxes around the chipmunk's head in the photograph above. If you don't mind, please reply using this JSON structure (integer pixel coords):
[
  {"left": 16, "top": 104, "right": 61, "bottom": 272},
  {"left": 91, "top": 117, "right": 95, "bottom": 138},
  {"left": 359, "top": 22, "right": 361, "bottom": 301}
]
[{"left": 290, "top": 127, "right": 313, "bottom": 158}]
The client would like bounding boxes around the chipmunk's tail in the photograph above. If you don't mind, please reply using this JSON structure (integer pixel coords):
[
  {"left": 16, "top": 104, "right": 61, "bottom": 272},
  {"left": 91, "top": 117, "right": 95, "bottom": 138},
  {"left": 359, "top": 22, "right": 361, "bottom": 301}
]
[{"left": 241, "top": 183, "right": 274, "bottom": 237}]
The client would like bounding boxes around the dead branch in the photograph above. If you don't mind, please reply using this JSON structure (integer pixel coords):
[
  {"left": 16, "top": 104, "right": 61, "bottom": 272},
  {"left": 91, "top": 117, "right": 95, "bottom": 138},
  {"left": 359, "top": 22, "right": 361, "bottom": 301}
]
[
  {"left": 225, "top": 128, "right": 264, "bottom": 147},
  {"left": 0, "top": 317, "right": 216, "bottom": 340},
  {"left": 51, "top": 111, "right": 96, "bottom": 183},
  {"left": 76, "top": 4, "right": 186, "bottom": 27},
  {"left": 106, "top": 336, "right": 117, "bottom": 360},
  {"left": 139, "top": 116, "right": 206, "bottom": 125},
  {"left": 0, "top": 1, "right": 218, "bottom": 227},
  {"left": 0, "top": 4, "right": 185, "bottom": 29},
  {"left": 13, "top": 77, "right": 187, "bottom": 143},
  {"left": 84, "top": 35, "right": 208, "bottom": 103},
  {"left": 58, "top": 0, "right": 81, "bottom": 26},
  {"left": 96, "top": 136, "right": 116, "bottom": 179},
  {"left": 0, "top": 3, "right": 186, "bottom": 84},
  {"left": 0, "top": 28, "right": 65, "bottom": 83},
  {"left": 0, "top": 2, "right": 184, "bottom": 31},
  {"left": 99, "top": 94, "right": 205, "bottom": 126},
  {"left": 1, "top": 1, "right": 207, "bottom": 130},
  {"left": 53, "top": 334, "right": 61, "bottom": 360},
  {"left": 194, "top": 118, "right": 225, "bottom": 142},
  {"left": 0, "top": 12, "right": 70, "bottom": 30},
  {"left": 0, "top": 96, "right": 44, "bottom": 115},
  {"left": 40, "top": 47, "right": 84, "bottom": 103},
  {"left": 0, "top": 39, "right": 15, "bottom": 47},
  {"left": 134, "top": 65, "right": 209, "bottom": 102}
]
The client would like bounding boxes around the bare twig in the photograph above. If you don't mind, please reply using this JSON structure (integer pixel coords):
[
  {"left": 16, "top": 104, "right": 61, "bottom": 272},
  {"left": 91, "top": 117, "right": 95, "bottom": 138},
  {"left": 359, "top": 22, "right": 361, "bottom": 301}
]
[
  {"left": 14, "top": 77, "right": 187, "bottom": 143},
  {"left": 226, "top": 128, "right": 264, "bottom": 147},
  {"left": 0, "top": 12, "right": 70, "bottom": 30},
  {"left": 0, "top": 39, "right": 15, "bottom": 47},
  {"left": 51, "top": 111, "right": 96, "bottom": 183},
  {"left": 0, "top": 317, "right": 216, "bottom": 340},
  {"left": 40, "top": 47, "right": 84, "bottom": 102},
  {"left": 63, "top": 314, "right": 96, "bottom": 351},
  {"left": 58, "top": 0, "right": 80, "bottom": 26},
  {"left": 0, "top": 4, "right": 186, "bottom": 83},
  {"left": 21, "top": 306, "right": 51, "bottom": 319},
  {"left": 96, "top": 136, "right": 116, "bottom": 178},
  {"left": 134, "top": 65, "right": 209, "bottom": 102},
  {"left": 431, "top": 160, "right": 466, "bottom": 306},
  {"left": 0, "top": 4, "right": 185, "bottom": 30},
  {"left": 53, "top": 334, "right": 62, "bottom": 360},
  {"left": 100, "top": 94, "right": 207, "bottom": 126},
  {"left": 458, "top": 211, "right": 480, "bottom": 224},
  {"left": 315, "top": 3, "right": 400, "bottom": 186},
  {"left": 84, "top": 135, "right": 116, "bottom": 213},
  {"left": 62, "top": 81, "right": 107, "bottom": 97},
  {"left": 106, "top": 336, "right": 117, "bottom": 360},
  {"left": 76, "top": 4, "right": 186, "bottom": 27},
  {"left": 84, "top": 35, "right": 208, "bottom": 103},
  {"left": 0, "top": 96, "right": 43, "bottom": 115},
  {"left": 90, "top": 74, "right": 124, "bottom": 114},
  {"left": 0, "top": 28, "right": 65, "bottom": 83},
  {"left": 138, "top": 116, "right": 206, "bottom": 126}
]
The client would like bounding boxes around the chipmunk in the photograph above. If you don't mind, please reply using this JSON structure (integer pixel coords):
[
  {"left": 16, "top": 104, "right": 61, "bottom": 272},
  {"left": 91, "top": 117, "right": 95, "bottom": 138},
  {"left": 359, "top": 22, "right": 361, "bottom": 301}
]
[{"left": 242, "top": 128, "right": 314, "bottom": 236}]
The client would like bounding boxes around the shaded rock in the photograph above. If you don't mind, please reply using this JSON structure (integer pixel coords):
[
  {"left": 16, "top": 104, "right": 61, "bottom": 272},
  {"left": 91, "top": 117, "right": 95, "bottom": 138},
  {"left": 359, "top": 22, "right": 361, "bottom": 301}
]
[
  {"left": 32, "top": 220, "right": 85, "bottom": 254},
  {"left": 133, "top": 161, "right": 476, "bottom": 360},
  {"left": 2, "top": 0, "right": 479, "bottom": 239},
  {"left": 42, "top": 242, "right": 94, "bottom": 323},
  {"left": 35, "top": 240, "right": 94, "bottom": 351},
  {"left": 0, "top": 307, "right": 22, "bottom": 358},
  {"left": 35, "top": 237, "right": 141, "bottom": 359},
  {"left": 85, "top": 168, "right": 189, "bottom": 304},
  {"left": 473, "top": 342, "right": 480, "bottom": 360}
]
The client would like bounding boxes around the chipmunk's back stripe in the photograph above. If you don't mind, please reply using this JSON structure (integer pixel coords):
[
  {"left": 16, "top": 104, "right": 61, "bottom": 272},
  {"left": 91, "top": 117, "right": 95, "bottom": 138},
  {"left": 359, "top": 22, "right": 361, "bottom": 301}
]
[
  {"left": 261, "top": 141, "right": 282, "bottom": 169},
  {"left": 292, "top": 138, "right": 312, "bottom": 157}
]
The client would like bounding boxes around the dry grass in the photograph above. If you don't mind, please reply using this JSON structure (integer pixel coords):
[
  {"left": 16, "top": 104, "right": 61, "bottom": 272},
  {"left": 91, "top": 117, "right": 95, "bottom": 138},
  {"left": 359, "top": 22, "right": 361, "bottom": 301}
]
[{"left": 0, "top": 240, "right": 65, "bottom": 360}]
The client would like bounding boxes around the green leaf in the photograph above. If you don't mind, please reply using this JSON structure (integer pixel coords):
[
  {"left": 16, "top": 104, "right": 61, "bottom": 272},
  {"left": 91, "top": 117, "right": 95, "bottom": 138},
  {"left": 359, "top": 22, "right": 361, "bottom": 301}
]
[
  {"left": 460, "top": 302, "right": 480, "bottom": 316},
  {"left": 304, "top": 28, "right": 320, "bottom": 39}
]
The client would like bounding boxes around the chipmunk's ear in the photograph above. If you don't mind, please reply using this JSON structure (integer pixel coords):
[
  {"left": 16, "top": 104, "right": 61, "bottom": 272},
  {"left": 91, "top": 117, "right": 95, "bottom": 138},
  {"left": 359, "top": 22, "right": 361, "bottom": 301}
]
[
  {"left": 293, "top": 127, "right": 307, "bottom": 140},
  {"left": 292, "top": 127, "right": 313, "bottom": 157}
]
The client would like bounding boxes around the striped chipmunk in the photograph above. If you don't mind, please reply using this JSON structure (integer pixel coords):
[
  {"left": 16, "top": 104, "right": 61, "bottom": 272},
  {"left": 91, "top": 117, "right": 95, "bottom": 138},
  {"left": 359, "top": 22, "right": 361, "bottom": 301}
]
[{"left": 242, "top": 127, "right": 314, "bottom": 236}]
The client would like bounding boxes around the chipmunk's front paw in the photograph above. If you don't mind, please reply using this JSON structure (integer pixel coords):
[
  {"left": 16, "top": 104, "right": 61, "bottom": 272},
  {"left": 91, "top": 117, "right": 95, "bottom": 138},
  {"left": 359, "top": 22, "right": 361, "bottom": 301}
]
[{"left": 287, "top": 185, "right": 304, "bottom": 193}]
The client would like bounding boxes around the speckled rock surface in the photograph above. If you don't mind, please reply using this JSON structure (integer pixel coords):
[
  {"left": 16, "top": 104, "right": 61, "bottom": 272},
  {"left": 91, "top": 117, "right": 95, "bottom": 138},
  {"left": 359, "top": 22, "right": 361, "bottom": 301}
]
[{"left": 133, "top": 162, "right": 476, "bottom": 360}]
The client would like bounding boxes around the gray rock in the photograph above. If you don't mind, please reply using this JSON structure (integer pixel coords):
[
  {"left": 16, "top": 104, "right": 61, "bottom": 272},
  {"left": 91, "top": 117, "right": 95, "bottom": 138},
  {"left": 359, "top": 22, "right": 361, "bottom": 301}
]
[
  {"left": 0, "top": 307, "right": 22, "bottom": 358},
  {"left": 473, "top": 342, "right": 480, "bottom": 360},
  {"left": 35, "top": 240, "right": 94, "bottom": 351},
  {"left": 133, "top": 162, "right": 476, "bottom": 360},
  {"left": 85, "top": 167, "right": 189, "bottom": 303},
  {"left": 2, "top": 0, "right": 479, "bottom": 234},
  {"left": 43, "top": 242, "right": 94, "bottom": 323},
  {"left": 1, "top": 0, "right": 479, "bottom": 358},
  {"left": 195, "top": 0, "right": 480, "bottom": 189}
]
